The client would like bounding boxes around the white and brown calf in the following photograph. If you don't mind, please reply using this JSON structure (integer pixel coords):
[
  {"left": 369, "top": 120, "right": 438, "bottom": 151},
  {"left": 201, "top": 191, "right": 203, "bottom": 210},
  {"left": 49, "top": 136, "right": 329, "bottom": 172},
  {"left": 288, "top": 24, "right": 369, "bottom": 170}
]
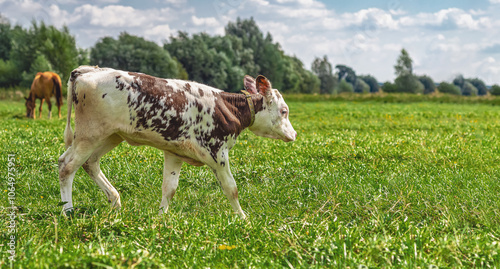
[{"left": 58, "top": 66, "right": 297, "bottom": 219}]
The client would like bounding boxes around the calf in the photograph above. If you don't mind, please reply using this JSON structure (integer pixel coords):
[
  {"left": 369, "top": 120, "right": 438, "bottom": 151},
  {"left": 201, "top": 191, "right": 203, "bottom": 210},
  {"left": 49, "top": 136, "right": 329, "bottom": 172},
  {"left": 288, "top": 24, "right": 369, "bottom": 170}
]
[{"left": 58, "top": 66, "right": 297, "bottom": 218}]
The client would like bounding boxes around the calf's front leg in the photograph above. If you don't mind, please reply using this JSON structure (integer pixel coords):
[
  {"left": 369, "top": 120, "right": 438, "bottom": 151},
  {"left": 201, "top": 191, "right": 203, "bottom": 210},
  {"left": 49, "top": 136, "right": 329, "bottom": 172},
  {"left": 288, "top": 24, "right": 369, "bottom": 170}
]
[
  {"left": 212, "top": 164, "right": 246, "bottom": 219},
  {"left": 159, "top": 152, "right": 183, "bottom": 215}
]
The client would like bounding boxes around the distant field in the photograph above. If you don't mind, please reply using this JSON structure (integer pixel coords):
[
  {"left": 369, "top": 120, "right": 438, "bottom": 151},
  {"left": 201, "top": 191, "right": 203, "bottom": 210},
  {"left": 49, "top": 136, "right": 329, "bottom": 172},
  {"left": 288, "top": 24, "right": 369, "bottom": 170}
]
[{"left": 1, "top": 98, "right": 500, "bottom": 267}]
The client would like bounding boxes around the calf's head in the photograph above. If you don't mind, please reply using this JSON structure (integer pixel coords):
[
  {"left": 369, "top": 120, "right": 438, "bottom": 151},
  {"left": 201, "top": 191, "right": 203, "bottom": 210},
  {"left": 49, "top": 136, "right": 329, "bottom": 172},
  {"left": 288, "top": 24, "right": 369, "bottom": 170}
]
[{"left": 244, "top": 75, "right": 297, "bottom": 142}]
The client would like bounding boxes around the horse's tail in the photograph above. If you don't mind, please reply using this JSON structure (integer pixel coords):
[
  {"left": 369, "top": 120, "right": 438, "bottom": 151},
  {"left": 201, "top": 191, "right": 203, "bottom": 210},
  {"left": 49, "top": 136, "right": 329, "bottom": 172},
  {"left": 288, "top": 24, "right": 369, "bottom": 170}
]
[
  {"left": 63, "top": 72, "right": 76, "bottom": 149},
  {"left": 52, "top": 76, "right": 63, "bottom": 107}
]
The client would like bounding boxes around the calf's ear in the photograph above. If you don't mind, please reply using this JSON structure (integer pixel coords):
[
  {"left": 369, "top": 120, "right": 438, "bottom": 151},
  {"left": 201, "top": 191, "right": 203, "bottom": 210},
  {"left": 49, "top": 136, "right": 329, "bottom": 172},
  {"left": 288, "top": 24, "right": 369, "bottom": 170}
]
[
  {"left": 256, "top": 75, "right": 272, "bottom": 97},
  {"left": 244, "top": 75, "right": 257, "bottom": 94}
]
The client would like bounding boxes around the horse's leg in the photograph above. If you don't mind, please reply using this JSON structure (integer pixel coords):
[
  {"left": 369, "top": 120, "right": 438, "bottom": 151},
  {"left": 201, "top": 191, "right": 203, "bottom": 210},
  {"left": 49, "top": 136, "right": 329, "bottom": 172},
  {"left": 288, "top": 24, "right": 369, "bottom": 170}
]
[
  {"left": 38, "top": 99, "right": 44, "bottom": 119},
  {"left": 46, "top": 98, "right": 52, "bottom": 119}
]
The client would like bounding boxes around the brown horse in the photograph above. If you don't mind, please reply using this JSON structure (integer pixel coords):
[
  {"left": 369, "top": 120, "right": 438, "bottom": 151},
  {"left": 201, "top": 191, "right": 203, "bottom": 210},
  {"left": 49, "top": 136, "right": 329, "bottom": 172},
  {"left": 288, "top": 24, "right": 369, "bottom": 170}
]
[{"left": 25, "top": 71, "right": 63, "bottom": 119}]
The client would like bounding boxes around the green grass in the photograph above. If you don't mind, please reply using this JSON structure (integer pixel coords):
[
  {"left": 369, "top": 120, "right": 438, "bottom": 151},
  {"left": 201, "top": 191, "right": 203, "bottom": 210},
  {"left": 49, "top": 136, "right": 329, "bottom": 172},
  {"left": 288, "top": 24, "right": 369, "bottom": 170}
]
[{"left": 2, "top": 98, "right": 500, "bottom": 268}]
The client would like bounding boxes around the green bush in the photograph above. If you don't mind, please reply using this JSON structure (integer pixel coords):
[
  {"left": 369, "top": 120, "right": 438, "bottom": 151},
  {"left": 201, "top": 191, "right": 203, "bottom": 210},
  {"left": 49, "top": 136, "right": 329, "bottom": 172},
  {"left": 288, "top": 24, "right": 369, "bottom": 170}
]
[
  {"left": 381, "top": 81, "right": 398, "bottom": 93},
  {"left": 358, "top": 75, "right": 379, "bottom": 93},
  {"left": 395, "top": 75, "right": 424, "bottom": 93},
  {"left": 462, "top": 81, "right": 478, "bottom": 96},
  {"left": 490, "top": 84, "right": 500, "bottom": 96},
  {"left": 0, "top": 59, "right": 20, "bottom": 87},
  {"left": 418, "top": 75, "right": 436, "bottom": 94},
  {"left": 354, "top": 79, "right": 370, "bottom": 94},
  {"left": 438, "top": 82, "right": 461, "bottom": 95},
  {"left": 336, "top": 78, "right": 354, "bottom": 93}
]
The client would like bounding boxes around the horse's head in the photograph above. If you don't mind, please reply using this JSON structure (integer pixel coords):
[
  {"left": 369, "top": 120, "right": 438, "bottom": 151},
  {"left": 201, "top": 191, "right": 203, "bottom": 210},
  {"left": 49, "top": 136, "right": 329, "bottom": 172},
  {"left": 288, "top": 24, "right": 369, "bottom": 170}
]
[{"left": 25, "top": 97, "right": 35, "bottom": 118}]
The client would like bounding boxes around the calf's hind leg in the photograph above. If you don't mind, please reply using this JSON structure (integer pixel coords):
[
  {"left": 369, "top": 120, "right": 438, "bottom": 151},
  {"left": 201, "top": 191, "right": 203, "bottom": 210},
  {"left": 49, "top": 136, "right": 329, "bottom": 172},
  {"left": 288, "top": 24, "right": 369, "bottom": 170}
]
[
  {"left": 81, "top": 135, "right": 123, "bottom": 210},
  {"left": 58, "top": 141, "right": 100, "bottom": 213}
]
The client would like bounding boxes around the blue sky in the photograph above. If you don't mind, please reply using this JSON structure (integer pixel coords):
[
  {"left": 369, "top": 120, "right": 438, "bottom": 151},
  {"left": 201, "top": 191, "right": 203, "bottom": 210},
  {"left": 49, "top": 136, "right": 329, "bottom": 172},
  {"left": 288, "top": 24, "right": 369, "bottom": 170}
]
[{"left": 2, "top": 0, "right": 500, "bottom": 85}]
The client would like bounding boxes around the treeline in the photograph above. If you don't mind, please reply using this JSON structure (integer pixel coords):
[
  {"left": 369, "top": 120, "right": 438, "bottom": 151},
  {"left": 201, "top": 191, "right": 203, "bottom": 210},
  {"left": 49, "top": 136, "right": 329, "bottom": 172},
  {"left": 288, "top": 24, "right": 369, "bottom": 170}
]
[
  {"left": 1, "top": 15, "right": 499, "bottom": 96},
  {"left": 0, "top": 17, "right": 319, "bottom": 93},
  {"left": 0, "top": 17, "right": 87, "bottom": 88},
  {"left": 312, "top": 48, "right": 500, "bottom": 96},
  {"left": 91, "top": 18, "right": 321, "bottom": 93},
  {"left": 380, "top": 49, "right": 500, "bottom": 96}
]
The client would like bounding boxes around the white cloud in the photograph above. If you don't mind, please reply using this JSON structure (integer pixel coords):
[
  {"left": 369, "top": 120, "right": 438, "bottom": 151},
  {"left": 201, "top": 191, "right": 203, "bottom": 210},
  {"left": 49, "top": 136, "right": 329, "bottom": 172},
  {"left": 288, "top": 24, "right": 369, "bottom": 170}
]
[
  {"left": 276, "top": 0, "right": 324, "bottom": 8},
  {"left": 400, "top": 8, "right": 491, "bottom": 30},
  {"left": 52, "top": 3, "right": 192, "bottom": 46},
  {"left": 341, "top": 8, "right": 399, "bottom": 30},
  {"left": 191, "top": 15, "right": 220, "bottom": 28},
  {"left": 274, "top": 5, "right": 329, "bottom": 18},
  {"left": 58, "top": 0, "right": 120, "bottom": 4},
  {"left": 144, "top": 24, "right": 174, "bottom": 43},
  {"left": 162, "top": 0, "right": 187, "bottom": 5},
  {"left": 248, "top": 0, "right": 270, "bottom": 6},
  {"left": 389, "top": 9, "right": 406, "bottom": 16},
  {"left": 74, "top": 5, "right": 150, "bottom": 27},
  {"left": 469, "top": 9, "right": 487, "bottom": 16},
  {"left": 383, "top": 43, "right": 402, "bottom": 52},
  {"left": 190, "top": 15, "right": 224, "bottom": 35}
]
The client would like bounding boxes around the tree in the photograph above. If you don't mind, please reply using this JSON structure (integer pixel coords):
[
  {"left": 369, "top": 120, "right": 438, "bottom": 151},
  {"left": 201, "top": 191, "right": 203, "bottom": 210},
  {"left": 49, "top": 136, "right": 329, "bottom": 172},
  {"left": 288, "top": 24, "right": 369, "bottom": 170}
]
[
  {"left": 167, "top": 18, "right": 317, "bottom": 93},
  {"left": 92, "top": 32, "right": 180, "bottom": 80},
  {"left": 461, "top": 81, "right": 478, "bottom": 96},
  {"left": 77, "top": 48, "right": 90, "bottom": 66},
  {"left": 282, "top": 55, "right": 319, "bottom": 94},
  {"left": 394, "top": 49, "right": 422, "bottom": 93},
  {"left": 166, "top": 32, "right": 237, "bottom": 90},
  {"left": 20, "top": 53, "right": 54, "bottom": 88},
  {"left": 225, "top": 17, "right": 284, "bottom": 89},
  {"left": 337, "top": 79, "right": 354, "bottom": 93},
  {"left": 468, "top": 78, "right": 488, "bottom": 96},
  {"left": 0, "top": 16, "right": 18, "bottom": 87},
  {"left": 311, "top": 55, "right": 335, "bottom": 94},
  {"left": 354, "top": 79, "right": 370, "bottom": 93},
  {"left": 418, "top": 75, "right": 436, "bottom": 94},
  {"left": 395, "top": 75, "right": 424, "bottom": 93},
  {"left": 490, "top": 84, "right": 500, "bottom": 96},
  {"left": 1, "top": 21, "right": 81, "bottom": 87},
  {"left": 438, "top": 82, "right": 461, "bottom": 95},
  {"left": 0, "top": 15, "right": 12, "bottom": 61},
  {"left": 30, "top": 22, "right": 79, "bottom": 83},
  {"left": 358, "top": 75, "right": 379, "bottom": 93},
  {"left": 0, "top": 59, "right": 17, "bottom": 87},
  {"left": 381, "top": 81, "right": 398, "bottom": 93},
  {"left": 451, "top": 75, "right": 488, "bottom": 96},
  {"left": 395, "top": 48, "right": 413, "bottom": 77},
  {"left": 335, "top": 64, "right": 356, "bottom": 86},
  {"left": 453, "top": 74, "right": 465, "bottom": 89},
  {"left": 298, "top": 70, "right": 320, "bottom": 94}
]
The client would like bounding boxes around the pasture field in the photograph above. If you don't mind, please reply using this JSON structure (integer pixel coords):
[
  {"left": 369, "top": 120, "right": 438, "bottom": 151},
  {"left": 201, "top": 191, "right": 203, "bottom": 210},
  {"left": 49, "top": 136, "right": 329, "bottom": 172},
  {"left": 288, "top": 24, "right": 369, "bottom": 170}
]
[{"left": 2, "top": 97, "right": 500, "bottom": 268}]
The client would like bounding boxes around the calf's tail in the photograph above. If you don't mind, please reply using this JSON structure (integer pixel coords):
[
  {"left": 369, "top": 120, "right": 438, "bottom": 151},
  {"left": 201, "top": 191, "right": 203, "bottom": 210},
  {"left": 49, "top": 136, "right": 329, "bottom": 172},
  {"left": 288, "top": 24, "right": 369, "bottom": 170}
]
[{"left": 63, "top": 73, "right": 76, "bottom": 149}]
